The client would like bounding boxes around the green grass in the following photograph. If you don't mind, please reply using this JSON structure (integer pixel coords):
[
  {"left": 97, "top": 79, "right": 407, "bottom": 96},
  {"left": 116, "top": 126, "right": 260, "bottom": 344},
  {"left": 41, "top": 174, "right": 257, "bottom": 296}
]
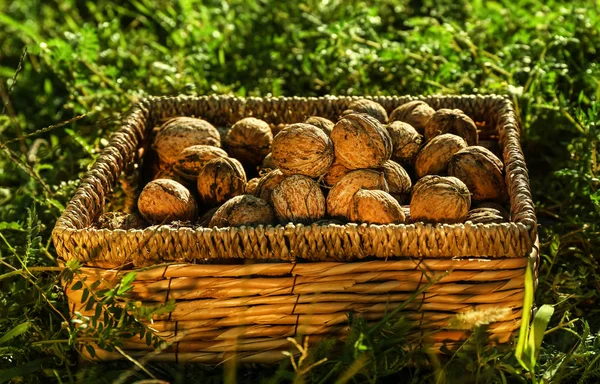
[{"left": 1, "top": 0, "right": 600, "bottom": 382}]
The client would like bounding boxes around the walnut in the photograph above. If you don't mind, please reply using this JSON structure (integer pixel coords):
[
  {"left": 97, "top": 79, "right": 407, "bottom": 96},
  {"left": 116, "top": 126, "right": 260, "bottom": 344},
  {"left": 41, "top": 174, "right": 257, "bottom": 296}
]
[
  {"left": 137, "top": 179, "right": 197, "bottom": 224},
  {"left": 331, "top": 113, "right": 392, "bottom": 170}
]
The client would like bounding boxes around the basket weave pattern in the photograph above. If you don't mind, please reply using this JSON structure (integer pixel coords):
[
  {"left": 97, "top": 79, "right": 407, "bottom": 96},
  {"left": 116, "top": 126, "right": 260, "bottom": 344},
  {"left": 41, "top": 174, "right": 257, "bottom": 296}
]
[{"left": 54, "top": 95, "right": 537, "bottom": 362}]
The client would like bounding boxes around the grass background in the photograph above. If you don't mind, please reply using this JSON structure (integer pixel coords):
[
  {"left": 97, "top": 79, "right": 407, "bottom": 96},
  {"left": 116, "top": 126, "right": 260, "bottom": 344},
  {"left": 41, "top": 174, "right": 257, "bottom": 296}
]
[{"left": 1, "top": 0, "right": 600, "bottom": 382}]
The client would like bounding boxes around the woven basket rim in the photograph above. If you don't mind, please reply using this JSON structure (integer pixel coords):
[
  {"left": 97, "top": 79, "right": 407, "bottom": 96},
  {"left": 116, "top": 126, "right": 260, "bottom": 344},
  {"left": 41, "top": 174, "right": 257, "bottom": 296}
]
[{"left": 52, "top": 94, "right": 537, "bottom": 266}]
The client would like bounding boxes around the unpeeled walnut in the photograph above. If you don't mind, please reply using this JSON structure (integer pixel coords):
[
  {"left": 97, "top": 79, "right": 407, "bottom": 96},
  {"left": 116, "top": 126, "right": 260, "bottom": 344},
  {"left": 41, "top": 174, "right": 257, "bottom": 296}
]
[
  {"left": 327, "top": 169, "right": 389, "bottom": 220},
  {"left": 272, "top": 175, "right": 326, "bottom": 224},
  {"left": 386, "top": 121, "right": 422, "bottom": 166},
  {"left": 225, "top": 117, "right": 273, "bottom": 166},
  {"left": 342, "top": 99, "right": 388, "bottom": 124},
  {"left": 410, "top": 175, "right": 471, "bottom": 224},
  {"left": 448, "top": 146, "right": 506, "bottom": 201},
  {"left": 271, "top": 123, "right": 334, "bottom": 177},
  {"left": 197, "top": 157, "right": 247, "bottom": 206},
  {"left": 323, "top": 160, "right": 351, "bottom": 187},
  {"left": 389, "top": 100, "right": 435, "bottom": 133},
  {"left": 245, "top": 177, "right": 261, "bottom": 195},
  {"left": 172, "top": 145, "right": 228, "bottom": 181},
  {"left": 424, "top": 109, "right": 478, "bottom": 145},
  {"left": 381, "top": 160, "right": 412, "bottom": 199},
  {"left": 260, "top": 153, "right": 276, "bottom": 172},
  {"left": 305, "top": 116, "right": 335, "bottom": 136},
  {"left": 350, "top": 190, "right": 405, "bottom": 225},
  {"left": 97, "top": 212, "right": 147, "bottom": 230},
  {"left": 331, "top": 113, "right": 392, "bottom": 170},
  {"left": 137, "top": 179, "right": 197, "bottom": 224},
  {"left": 153, "top": 117, "right": 221, "bottom": 164},
  {"left": 415, "top": 134, "right": 467, "bottom": 178},
  {"left": 254, "top": 169, "right": 286, "bottom": 203},
  {"left": 209, "top": 195, "right": 274, "bottom": 228}
]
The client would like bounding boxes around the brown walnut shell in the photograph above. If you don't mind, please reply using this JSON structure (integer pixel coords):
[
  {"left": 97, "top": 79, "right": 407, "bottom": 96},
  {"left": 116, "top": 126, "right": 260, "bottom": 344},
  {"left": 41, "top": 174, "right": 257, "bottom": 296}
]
[
  {"left": 415, "top": 134, "right": 467, "bottom": 178},
  {"left": 261, "top": 152, "right": 276, "bottom": 171},
  {"left": 305, "top": 116, "right": 335, "bottom": 136},
  {"left": 474, "top": 202, "right": 510, "bottom": 220},
  {"left": 172, "top": 145, "right": 228, "bottom": 181},
  {"left": 401, "top": 205, "right": 411, "bottom": 222},
  {"left": 209, "top": 195, "right": 274, "bottom": 228},
  {"left": 270, "top": 123, "right": 286, "bottom": 137},
  {"left": 327, "top": 169, "right": 389, "bottom": 219},
  {"left": 381, "top": 160, "right": 412, "bottom": 198},
  {"left": 152, "top": 167, "right": 190, "bottom": 187},
  {"left": 245, "top": 177, "right": 261, "bottom": 195},
  {"left": 323, "top": 160, "right": 351, "bottom": 187},
  {"left": 197, "top": 157, "right": 247, "bottom": 207},
  {"left": 97, "top": 212, "right": 147, "bottom": 230},
  {"left": 350, "top": 190, "right": 405, "bottom": 225},
  {"left": 389, "top": 101, "right": 435, "bottom": 133},
  {"left": 225, "top": 117, "right": 273, "bottom": 166},
  {"left": 254, "top": 169, "right": 286, "bottom": 203},
  {"left": 331, "top": 113, "right": 392, "bottom": 170},
  {"left": 137, "top": 179, "right": 197, "bottom": 224},
  {"left": 424, "top": 109, "right": 478, "bottom": 145},
  {"left": 386, "top": 121, "right": 423, "bottom": 166},
  {"left": 448, "top": 146, "right": 506, "bottom": 201},
  {"left": 272, "top": 175, "right": 326, "bottom": 224},
  {"left": 153, "top": 117, "right": 221, "bottom": 164},
  {"left": 342, "top": 99, "right": 388, "bottom": 124},
  {"left": 271, "top": 123, "right": 335, "bottom": 177},
  {"left": 410, "top": 175, "right": 471, "bottom": 224},
  {"left": 466, "top": 207, "right": 508, "bottom": 224}
]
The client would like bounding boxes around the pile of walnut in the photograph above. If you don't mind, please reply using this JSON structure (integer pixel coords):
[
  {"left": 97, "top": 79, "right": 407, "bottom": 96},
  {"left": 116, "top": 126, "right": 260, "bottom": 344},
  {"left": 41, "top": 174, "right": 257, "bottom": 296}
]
[{"left": 97, "top": 99, "right": 510, "bottom": 230}]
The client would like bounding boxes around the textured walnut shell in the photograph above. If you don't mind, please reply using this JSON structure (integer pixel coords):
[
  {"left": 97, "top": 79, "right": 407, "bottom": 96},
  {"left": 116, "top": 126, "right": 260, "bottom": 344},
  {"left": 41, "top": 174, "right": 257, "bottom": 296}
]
[
  {"left": 342, "top": 99, "right": 388, "bottom": 124},
  {"left": 327, "top": 169, "right": 389, "bottom": 219},
  {"left": 448, "top": 146, "right": 506, "bottom": 201},
  {"left": 401, "top": 205, "right": 411, "bottom": 222},
  {"left": 172, "top": 145, "right": 228, "bottom": 181},
  {"left": 138, "top": 179, "right": 197, "bottom": 224},
  {"left": 474, "top": 202, "right": 510, "bottom": 219},
  {"left": 270, "top": 123, "right": 286, "bottom": 137},
  {"left": 261, "top": 152, "right": 276, "bottom": 171},
  {"left": 272, "top": 175, "right": 326, "bottom": 224},
  {"left": 254, "top": 169, "right": 286, "bottom": 202},
  {"left": 424, "top": 109, "right": 478, "bottom": 145},
  {"left": 350, "top": 190, "right": 405, "bottom": 225},
  {"left": 197, "top": 157, "right": 247, "bottom": 207},
  {"left": 225, "top": 117, "right": 273, "bottom": 166},
  {"left": 466, "top": 207, "right": 508, "bottom": 224},
  {"left": 387, "top": 121, "right": 423, "bottom": 165},
  {"left": 97, "top": 212, "right": 147, "bottom": 230},
  {"left": 410, "top": 175, "right": 471, "bottom": 224},
  {"left": 209, "top": 195, "right": 274, "bottom": 228},
  {"left": 415, "top": 134, "right": 467, "bottom": 178},
  {"left": 389, "top": 101, "right": 435, "bottom": 133},
  {"left": 153, "top": 117, "right": 221, "bottom": 164},
  {"left": 305, "top": 116, "right": 335, "bottom": 136},
  {"left": 331, "top": 113, "right": 392, "bottom": 170},
  {"left": 245, "top": 177, "right": 261, "bottom": 195},
  {"left": 152, "top": 167, "right": 190, "bottom": 187},
  {"left": 381, "top": 160, "right": 412, "bottom": 198},
  {"left": 323, "top": 160, "right": 351, "bottom": 187},
  {"left": 272, "top": 123, "right": 334, "bottom": 177}
]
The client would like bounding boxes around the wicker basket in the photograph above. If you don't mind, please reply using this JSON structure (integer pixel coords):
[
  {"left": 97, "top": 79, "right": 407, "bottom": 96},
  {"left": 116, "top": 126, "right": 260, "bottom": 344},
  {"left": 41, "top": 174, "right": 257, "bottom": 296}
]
[{"left": 53, "top": 95, "right": 538, "bottom": 363}]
